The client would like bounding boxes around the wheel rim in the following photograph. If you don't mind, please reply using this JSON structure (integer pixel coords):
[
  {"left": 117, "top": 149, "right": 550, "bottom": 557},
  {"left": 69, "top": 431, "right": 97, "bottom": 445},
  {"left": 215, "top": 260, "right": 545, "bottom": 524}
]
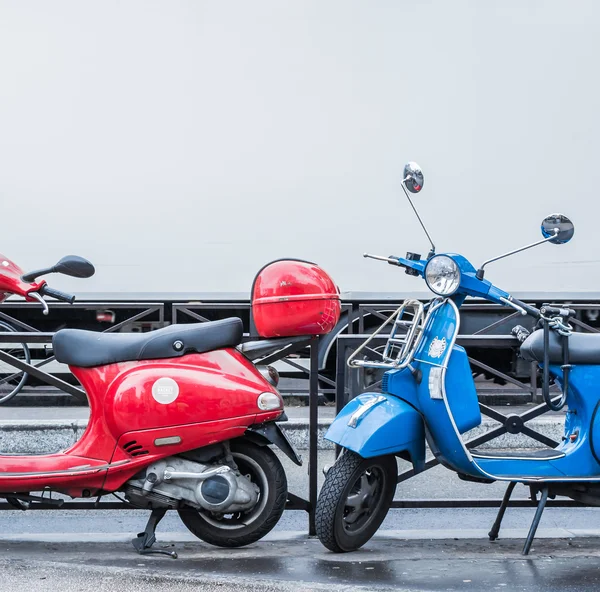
[
  {"left": 342, "top": 466, "right": 387, "bottom": 535},
  {"left": 190, "top": 450, "right": 269, "bottom": 531},
  {"left": 0, "top": 322, "right": 29, "bottom": 405}
]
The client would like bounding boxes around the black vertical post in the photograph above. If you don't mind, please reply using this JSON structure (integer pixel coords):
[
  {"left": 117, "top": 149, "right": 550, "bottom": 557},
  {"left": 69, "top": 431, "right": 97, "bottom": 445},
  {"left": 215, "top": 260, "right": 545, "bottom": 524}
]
[
  {"left": 336, "top": 340, "right": 346, "bottom": 415},
  {"left": 308, "top": 336, "right": 319, "bottom": 535},
  {"left": 335, "top": 339, "right": 347, "bottom": 458}
]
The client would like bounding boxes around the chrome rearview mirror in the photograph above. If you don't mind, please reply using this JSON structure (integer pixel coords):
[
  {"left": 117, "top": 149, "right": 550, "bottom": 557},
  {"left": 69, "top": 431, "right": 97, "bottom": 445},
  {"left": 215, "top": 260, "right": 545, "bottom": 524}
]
[
  {"left": 403, "top": 162, "right": 424, "bottom": 194},
  {"left": 477, "top": 212, "right": 574, "bottom": 279},
  {"left": 400, "top": 161, "right": 435, "bottom": 257},
  {"left": 541, "top": 213, "right": 574, "bottom": 244}
]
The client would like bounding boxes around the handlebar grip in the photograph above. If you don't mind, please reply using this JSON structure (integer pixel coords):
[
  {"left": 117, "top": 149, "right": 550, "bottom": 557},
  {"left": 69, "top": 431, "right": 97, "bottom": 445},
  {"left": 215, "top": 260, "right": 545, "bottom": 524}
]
[
  {"left": 510, "top": 298, "right": 541, "bottom": 319},
  {"left": 40, "top": 285, "right": 76, "bottom": 304},
  {"left": 540, "top": 304, "right": 576, "bottom": 318},
  {"left": 387, "top": 255, "right": 404, "bottom": 267}
]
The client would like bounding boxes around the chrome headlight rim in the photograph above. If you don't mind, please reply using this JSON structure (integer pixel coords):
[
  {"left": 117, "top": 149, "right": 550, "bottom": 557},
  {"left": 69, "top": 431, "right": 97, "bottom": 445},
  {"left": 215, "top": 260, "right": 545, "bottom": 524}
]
[{"left": 424, "top": 255, "right": 461, "bottom": 296}]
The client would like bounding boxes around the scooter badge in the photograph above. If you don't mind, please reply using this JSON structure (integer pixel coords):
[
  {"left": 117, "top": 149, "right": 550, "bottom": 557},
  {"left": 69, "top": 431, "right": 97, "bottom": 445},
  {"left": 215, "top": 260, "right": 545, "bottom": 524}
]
[
  {"left": 152, "top": 377, "right": 180, "bottom": 404},
  {"left": 428, "top": 336, "right": 446, "bottom": 359}
]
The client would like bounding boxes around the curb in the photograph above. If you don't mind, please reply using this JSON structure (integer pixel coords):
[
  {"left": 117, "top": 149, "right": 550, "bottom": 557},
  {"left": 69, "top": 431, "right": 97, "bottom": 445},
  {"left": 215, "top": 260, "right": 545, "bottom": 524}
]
[
  {"left": 0, "top": 528, "right": 598, "bottom": 544},
  {"left": 0, "top": 417, "right": 565, "bottom": 455}
]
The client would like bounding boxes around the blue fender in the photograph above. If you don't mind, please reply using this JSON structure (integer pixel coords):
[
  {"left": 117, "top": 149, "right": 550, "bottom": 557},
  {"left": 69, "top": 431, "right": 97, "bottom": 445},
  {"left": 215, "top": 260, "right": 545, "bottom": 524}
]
[{"left": 325, "top": 392, "right": 425, "bottom": 472}]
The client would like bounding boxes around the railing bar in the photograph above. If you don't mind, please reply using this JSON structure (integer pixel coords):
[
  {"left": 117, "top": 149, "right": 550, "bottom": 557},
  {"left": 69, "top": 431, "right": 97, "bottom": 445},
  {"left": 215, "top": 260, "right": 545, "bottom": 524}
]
[
  {"left": 520, "top": 426, "right": 561, "bottom": 448},
  {"left": 176, "top": 308, "right": 211, "bottom": 323},
  {"left": 0, "top": 498, "right": 586, "bottom": 511},
  {"left": 279, "top": 358, "right": 310, "bottom": 376},
  {"left": 0, "top": 312, "right": 40, "bottom": 333},
  {"left": 473, "top": 311, "right": 521, "bottom": 335},
  {"left": 519, "top": 396, "right": 564, "bottom": 422},
  {"left": 468, "top": 357, "right": 530, "bottom": 390},
  {"left": 389, "top": 499, "right": 586, "bottom": 509},
  {"left": 0, "top": 355, "right": 57, "bottom": 387},
  {"left": 478, "top": 403, "right": 509, "bottom": 424},
  {"left": 0, "top": 350, "right": 86, "bottom": 401},
  {"left": 103, "top": 307, "right": 159, "bottom": 334},
  {"left": 257, "top": 340, "right": 311, "bottom": 366},
  {"left": 570, "top": 317, "right": 600, "bottom": 334},
  {"left": 397, "top": 457, "right": 439, "bottom": 483},
  {"left": 465, "top": 425, "right": 509, "bottom": 449}
]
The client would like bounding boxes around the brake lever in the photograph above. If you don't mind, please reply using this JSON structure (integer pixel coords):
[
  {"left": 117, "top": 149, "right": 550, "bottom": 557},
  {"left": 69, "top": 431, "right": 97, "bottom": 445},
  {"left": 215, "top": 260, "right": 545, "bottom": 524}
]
[
  {"left": 499, "top": 297, "right": 527, "bottom": 316},
  {"left": 29, "top": 292, "right": 49, "bottom": 315}
]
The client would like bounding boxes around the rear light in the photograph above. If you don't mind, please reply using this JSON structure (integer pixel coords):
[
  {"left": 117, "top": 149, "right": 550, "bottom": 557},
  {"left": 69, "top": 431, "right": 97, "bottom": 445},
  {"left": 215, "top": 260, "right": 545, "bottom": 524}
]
[
  {"left": 96, "top": 309, "right": 116, "bottom": 323},
  {"left": 257, "top": 365, "right": 280, "bottom": 387}
]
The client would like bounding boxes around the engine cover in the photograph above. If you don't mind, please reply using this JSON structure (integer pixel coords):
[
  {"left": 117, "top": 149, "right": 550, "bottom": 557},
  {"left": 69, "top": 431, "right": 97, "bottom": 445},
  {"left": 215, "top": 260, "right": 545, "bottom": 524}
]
[{"left": 125, "top": 457, "right": 259, "bottom": 513}]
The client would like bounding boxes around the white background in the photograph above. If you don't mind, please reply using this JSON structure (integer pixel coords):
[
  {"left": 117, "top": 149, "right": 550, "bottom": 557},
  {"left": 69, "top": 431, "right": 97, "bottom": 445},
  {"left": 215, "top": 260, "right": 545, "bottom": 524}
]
[{"left": 0, "top": 1, "right": 598, "bottom": 298}]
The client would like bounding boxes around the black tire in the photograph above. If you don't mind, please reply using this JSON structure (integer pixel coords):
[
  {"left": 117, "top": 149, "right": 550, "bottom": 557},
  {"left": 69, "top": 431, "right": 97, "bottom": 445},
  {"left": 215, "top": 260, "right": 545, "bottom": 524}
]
[
  {"left": 316, "top": 451, "right": 397, "bottom": 553},
  {"left": 0, "top": 320, "right": 30, "bottom": 405},
  {"left": 177, "top": 439, "right": 287, "bottom": 548}
]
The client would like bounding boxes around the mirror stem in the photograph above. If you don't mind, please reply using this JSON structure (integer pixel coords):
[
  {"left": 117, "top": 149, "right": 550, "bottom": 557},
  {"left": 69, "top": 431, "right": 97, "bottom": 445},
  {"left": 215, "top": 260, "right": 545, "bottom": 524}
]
[
  {"left": 21, "top": 267, "right": 54, "bottom": 283},
  {"left": 401, "top": 181, "right": 436, "bottom": 258},
  {"left": 476, "top": 228, "right": 559, "bottom": 280}
]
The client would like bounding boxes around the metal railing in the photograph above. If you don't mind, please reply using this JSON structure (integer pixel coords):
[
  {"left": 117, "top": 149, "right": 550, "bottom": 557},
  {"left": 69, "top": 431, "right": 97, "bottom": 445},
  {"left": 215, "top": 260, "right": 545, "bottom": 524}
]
[{"left": 1, "top": 298, "right": 597, "bottom": 522}]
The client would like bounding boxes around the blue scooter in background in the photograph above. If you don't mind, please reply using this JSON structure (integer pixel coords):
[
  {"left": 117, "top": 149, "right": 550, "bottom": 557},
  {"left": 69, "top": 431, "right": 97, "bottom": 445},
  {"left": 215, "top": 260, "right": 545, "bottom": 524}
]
[{"left": 315, "top": 162, "right": 592, "bottom": 555}]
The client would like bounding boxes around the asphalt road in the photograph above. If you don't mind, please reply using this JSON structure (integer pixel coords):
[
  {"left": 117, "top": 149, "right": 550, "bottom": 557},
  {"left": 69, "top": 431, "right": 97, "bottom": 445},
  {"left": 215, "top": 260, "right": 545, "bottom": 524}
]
[
  {"left": 3, "top": 537, "right": 600, "bottom": 592},
  {"left": 3, "top": 426, "right": 600, "bottom": 591},
  {"left": 3, "top": 464, "right": 600, "bottom": 591}
]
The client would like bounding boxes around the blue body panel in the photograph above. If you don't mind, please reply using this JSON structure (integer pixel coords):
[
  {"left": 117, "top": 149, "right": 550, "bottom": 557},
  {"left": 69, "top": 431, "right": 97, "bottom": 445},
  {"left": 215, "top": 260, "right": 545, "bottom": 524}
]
[
  {"left": 331, "top": 249, "right": 600, "bottom": 484},
  {"left": 474, "top": 364, "right": 600, "bottom": 480},
  {"left": 325, "top": 393, "right": 425, "bottom": 471}
]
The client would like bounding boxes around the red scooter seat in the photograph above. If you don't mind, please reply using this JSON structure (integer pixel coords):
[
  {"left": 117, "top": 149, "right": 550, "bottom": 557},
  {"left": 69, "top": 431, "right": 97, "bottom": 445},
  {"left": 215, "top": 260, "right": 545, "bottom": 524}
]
[{"left": 53, "top": 318, "right": 243, "bottom": 368}]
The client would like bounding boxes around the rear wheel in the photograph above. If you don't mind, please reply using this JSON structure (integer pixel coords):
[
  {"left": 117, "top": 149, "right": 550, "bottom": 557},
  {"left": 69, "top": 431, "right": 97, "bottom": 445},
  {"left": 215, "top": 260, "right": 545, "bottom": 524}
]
[
  {"left": 316, "top": 451, "right": 397, "bottom": 552},
  {"left": 177, "top": 440, "right": 287, "bottom": 548},
  {"left": 0, "top": 320, "right": 30, "bottom": 405}
]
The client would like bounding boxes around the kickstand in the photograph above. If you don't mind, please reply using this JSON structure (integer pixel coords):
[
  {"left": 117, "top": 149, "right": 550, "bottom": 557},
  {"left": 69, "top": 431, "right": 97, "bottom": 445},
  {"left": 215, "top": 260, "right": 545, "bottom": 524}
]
[
  {"left": 132, "top": 508, "right": 178, "bottom": 559},
  {"left": 489, "top": 481, "right": 517, "bottom": 541},
  {"left": 522, "top": 486, "right": 549, "bottom": 556}
]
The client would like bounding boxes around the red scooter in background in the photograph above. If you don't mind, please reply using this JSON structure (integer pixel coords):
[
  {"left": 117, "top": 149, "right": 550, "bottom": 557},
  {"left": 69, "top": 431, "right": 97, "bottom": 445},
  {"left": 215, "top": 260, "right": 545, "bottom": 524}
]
[{"left": 0, "top": 254, "right": 341, "bottom": 557}]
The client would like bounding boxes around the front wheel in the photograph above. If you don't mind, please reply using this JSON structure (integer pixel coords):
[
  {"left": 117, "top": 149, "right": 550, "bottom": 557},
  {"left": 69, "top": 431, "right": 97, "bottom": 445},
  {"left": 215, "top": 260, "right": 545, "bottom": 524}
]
[
  {"left": 316, "top": 451, "right": 397, "bottom": 552},
  {"left": 177, "top": 440, "right": 287, "bottom": 548}
]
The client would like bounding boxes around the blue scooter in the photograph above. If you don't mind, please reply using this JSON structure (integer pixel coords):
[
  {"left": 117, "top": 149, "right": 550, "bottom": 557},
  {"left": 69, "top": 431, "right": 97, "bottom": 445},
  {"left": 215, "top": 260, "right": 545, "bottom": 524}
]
[{"left": 316, "top": 162, "right": 589, "bottom": 555}]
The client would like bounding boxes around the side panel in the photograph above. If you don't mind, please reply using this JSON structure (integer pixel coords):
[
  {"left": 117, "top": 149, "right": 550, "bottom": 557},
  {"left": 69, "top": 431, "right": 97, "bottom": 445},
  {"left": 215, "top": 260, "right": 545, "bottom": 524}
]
[
  {"left": 444, "top": 345, "right": 481, "bottom": 434},
  {"left": 69, "top": 349, "right": 281, "bottom": 465},
  {"left": 412, "top": 300, "right": 482, "bottom": 477},
  {"left": 325, "top": 393, "right": 425, "bottom": 470}
]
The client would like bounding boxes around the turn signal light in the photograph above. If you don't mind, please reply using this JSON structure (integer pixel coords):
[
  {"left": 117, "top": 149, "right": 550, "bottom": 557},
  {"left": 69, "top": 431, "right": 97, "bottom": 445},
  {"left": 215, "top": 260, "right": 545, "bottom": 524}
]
[{"left": 257, "top": 392, "right": 282, "bottom": 411}]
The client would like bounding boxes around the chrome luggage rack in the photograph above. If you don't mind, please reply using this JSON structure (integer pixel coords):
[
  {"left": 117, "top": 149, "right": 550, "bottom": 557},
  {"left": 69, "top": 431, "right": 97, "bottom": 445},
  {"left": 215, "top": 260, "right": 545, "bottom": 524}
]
[{"left": 347, "top": 299, "right": 427, "bottom": 370}]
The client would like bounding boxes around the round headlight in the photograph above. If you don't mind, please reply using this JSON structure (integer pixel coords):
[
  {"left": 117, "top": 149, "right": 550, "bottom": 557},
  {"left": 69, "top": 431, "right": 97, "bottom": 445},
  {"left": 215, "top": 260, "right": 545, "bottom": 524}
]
[{"left": 425, "top": 256, "right": 461, "bottom": 296}]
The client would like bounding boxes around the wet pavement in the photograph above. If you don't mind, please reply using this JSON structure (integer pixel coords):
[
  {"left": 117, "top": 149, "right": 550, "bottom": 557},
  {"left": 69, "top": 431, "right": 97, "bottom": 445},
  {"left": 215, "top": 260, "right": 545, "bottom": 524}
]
[{"left": 2, "top": 536, "right": 600, "bottom": 591}]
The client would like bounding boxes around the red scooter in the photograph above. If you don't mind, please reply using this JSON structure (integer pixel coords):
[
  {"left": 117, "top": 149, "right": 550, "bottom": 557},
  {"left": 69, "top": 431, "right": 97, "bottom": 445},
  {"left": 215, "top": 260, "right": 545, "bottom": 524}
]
[{"left": 0, "top": 254, "right": 334, "bottom": 557}]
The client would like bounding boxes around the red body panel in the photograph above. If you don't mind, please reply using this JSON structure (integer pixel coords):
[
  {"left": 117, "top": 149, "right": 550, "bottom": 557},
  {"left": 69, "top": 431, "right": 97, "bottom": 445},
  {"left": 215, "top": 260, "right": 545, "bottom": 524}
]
[
  {"left": 0, "top": 253, "right": 46, "bottom": 302},
  {"left": 252, "top": 260, "right": 341, "bottom": 337},
  {"left": 0, "top": 348, "right": 281, "bottom": 496}
]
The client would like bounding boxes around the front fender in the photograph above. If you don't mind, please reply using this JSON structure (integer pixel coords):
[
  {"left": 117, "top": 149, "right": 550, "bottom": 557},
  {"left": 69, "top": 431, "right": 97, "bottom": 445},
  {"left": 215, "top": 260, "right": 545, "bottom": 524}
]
[{"left": 325, "top": 393, "right": 425, "bottom": 472}]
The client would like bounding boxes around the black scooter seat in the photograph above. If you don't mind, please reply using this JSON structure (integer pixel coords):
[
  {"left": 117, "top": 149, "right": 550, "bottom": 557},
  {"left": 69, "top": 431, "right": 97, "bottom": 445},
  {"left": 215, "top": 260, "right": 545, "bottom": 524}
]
[
  {"left": 53, "top": 318, "right": 243, "bottom": 368},
  {"left": 520, "top": 329, "right": 600, "bottom": 365}
]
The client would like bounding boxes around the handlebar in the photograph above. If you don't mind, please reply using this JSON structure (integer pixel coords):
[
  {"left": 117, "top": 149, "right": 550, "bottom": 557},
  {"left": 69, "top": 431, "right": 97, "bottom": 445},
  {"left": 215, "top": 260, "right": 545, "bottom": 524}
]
[
  {"left": 507, "top": 298, "right": 541, "bottom": 319},
  {"left": 540, "top": 304, "right": 576, "bottom": 318},
  {"left": 28, "top": 286, "right": 76, "bottom": 315},
  {"left": 363, "top": 253, "right": 404, "bottom": 266},
  {"left": 39, "top": 285, "right": 76, "bottom": 304}
]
